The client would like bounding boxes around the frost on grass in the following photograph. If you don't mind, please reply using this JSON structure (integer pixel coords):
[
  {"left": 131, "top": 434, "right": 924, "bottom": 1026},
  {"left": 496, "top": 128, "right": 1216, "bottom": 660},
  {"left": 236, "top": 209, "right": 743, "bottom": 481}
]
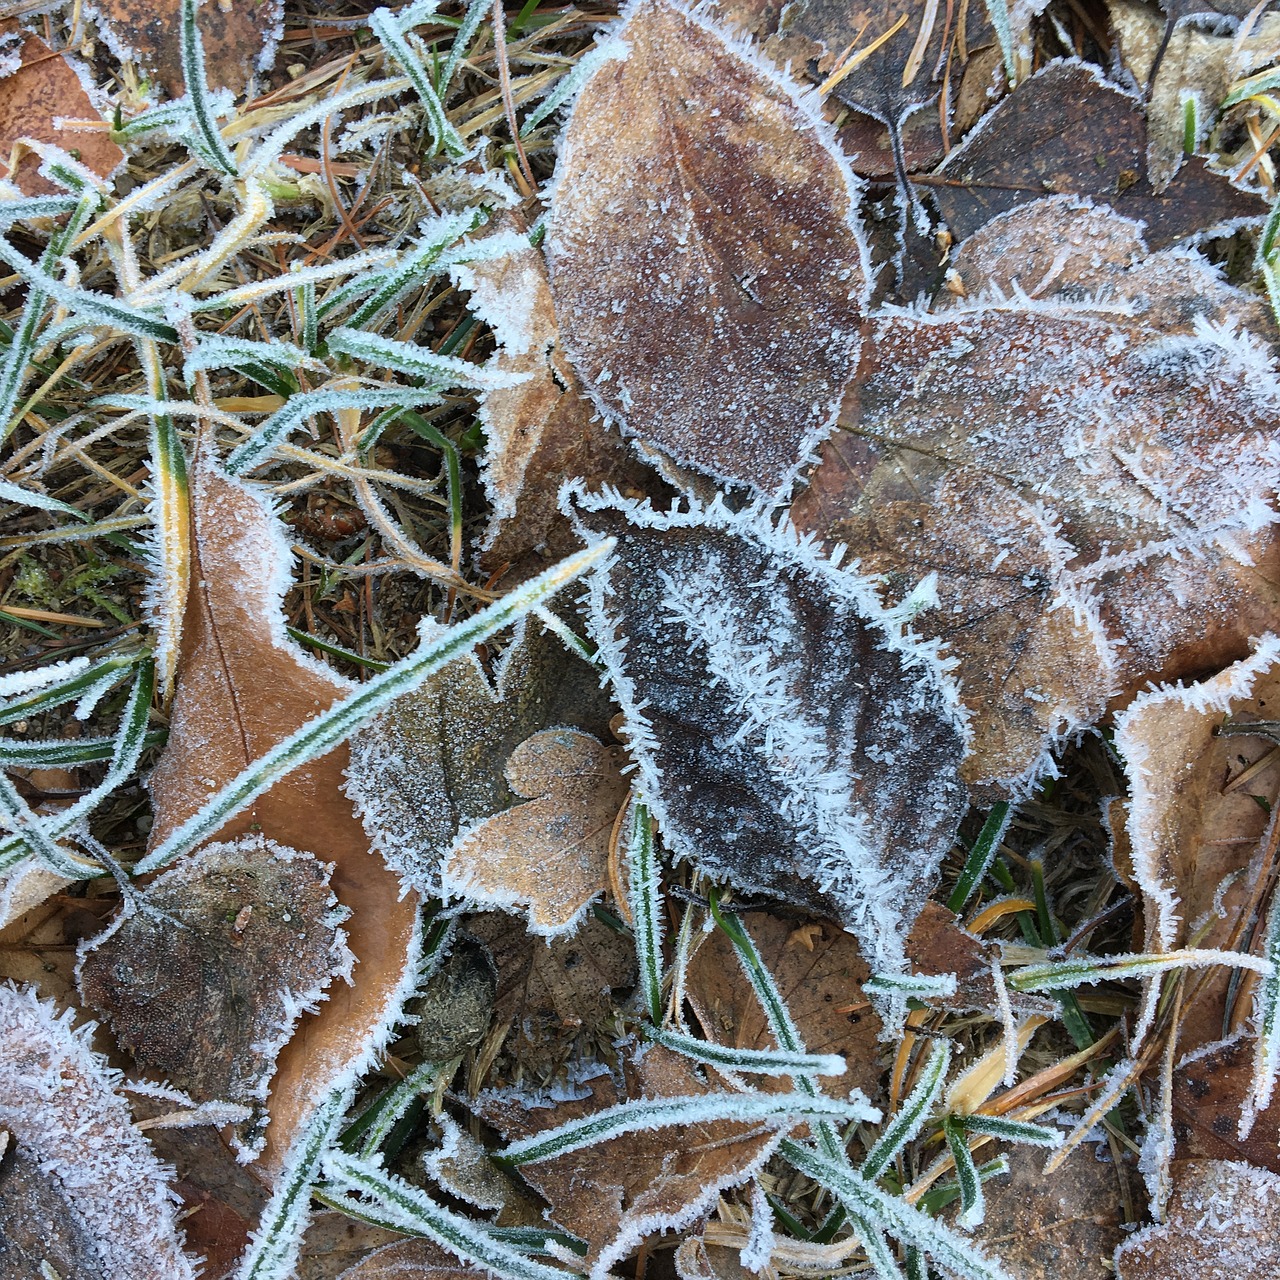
[
  {"left": 546, "top": 0, "right": 870, "bottom": 498},
  {"left": 796, "top": 197, "right": 1280, "bottom": 791},
  {"left": 442, "top": 728, "right": 629, "bottom": 936},
  {"left": 568, "top": 489, "right": 969, "bottom": 974},
  {"left": 0, "top": 983, "right": 196, "bottom": 1280},
  {"left": 346, "top": 615, "right": 614, "bottom": 898},
  {"left": 77, "top": 836, "right": 354, "bottom": 1160}
]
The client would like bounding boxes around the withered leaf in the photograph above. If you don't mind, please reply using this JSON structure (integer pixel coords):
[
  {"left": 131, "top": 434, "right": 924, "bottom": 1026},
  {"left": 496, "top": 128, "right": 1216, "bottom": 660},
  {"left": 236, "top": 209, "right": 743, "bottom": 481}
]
[
  {"left": 147, "top": 456, "right": 420, "bottom": 1177},
  {"left": 451, "top": 214, "right": 657, "bottom": 579},
  {"left": 77, "top": 837, "right": 353, "bottom": 1160},
  {"left": 794, "top": 203, "right": 1280, "bottom": 790},
  {"left": 466, "top": 908, "right": 635, "bottom": 1084},
  {"left": 547, "top": 0, "right": 869, "bottom": 497},
  {"left": 347, "top": 615, "right": 614, "bottom": 898},
  {"left": 1173, "top": 1038, "right": 1280, "bottom": 1172},
  {"left": 0, "top": 20, "right": 122, "bottom": 196},
  {"left": 1115, "top": 1159, "right": 1280, "bottom": 1279},
  {"left": 0, "top": 983, "right": 196, "bottom": 1279},
  {"left": 473, "top": 1046, "right": 784, "bottom": 1279},
  {"left": 88, "top": 0, "right": 284, "bottom": 98},
  {"left": 570, "top": 490, "right": 969, "bottom": 974},
  {"left": 924, "top": 60, "right": 1267, "bottom": 248},
  {"left": 443, "top": 728, "right": 629, "bottom": 937},
  {"left": 683, "top": 910, "right": 883, "bottom": 1103},
  {"left": 333, "top": 1237, "right": 477, "bottom": 1280}
]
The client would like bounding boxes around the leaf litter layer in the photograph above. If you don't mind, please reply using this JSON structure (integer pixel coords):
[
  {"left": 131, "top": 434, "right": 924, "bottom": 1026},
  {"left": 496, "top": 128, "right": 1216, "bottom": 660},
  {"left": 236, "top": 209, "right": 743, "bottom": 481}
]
[{"left": 0, "top": 0, "right": 1278, "bottom": 1276}]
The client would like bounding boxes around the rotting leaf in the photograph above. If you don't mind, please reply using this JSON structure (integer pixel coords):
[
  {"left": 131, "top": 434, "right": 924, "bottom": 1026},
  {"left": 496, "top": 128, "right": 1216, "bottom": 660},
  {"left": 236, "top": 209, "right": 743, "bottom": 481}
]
[
  {"left": 0, "top": 983, "right": 197, "bottom": 1279},
  {"left": 0, "top": 19, "right": 123, "bottom": 196},
  {"left": 922, "top": 59, "right": 1268, "bottom": 248},
  {"left": 683, "top": 910, "right": 884, "bottom": 1103},
  {"left": 443, "top": 728, "right": 629, "bottom": 937},
  {"left": 77, "top": 837, "right": 354, "bottom": 1160},
  {"left": 546, "top": 0, "right": 870, "bottom": 497},
  {"left": 87, "top": 0, "right": 285, "bottom": 98},
  {"left": 1115, "top": 1159, "right": 1280, "bottom": 1279},
  {"left": 568, "top": 489, "right": 970, "bottom": 974},
  {"left": 145, "top": 455, "right": 421, "bottom": 1179},
  {"left": 466, "top": 908, "right": 636, "bottom": 1084},
  {"left": 1173, "top": 1037, "right": 1280, "bottom": 1172},
  {"left": 450, "top": 213, "right": 657, "bottom": 580},
  {"left": 472, "top": 1045, "right": 785, "bottom": 1279},
  {"left": 332, "top": 1236, "right": 479, "bottom": 1280},
  {"left": 346, "top": 614, "right": 615, "bottom": 898},
  {"left": 793, "top": 199, "right": 1280, "bottom": 790}
]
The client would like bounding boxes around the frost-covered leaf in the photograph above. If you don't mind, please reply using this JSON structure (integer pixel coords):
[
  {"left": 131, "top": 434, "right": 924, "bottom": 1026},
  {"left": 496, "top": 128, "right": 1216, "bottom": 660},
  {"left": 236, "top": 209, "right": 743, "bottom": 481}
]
[
  {"left": 0, "top": 20, "right": 122, "bottom": 196},
  {"left": 0, "top": 983, "right": 197, "bottom": 1279},
  {"left": 1115, "top": 1159, "right": 1280, "bottom": 1280},
  {"left": 346, "top": 615, "right": 614, "bottom": 898},
  {"left": 89, "top": 0, "right": 285, "bottom": 97},
  {"left": 452, "top": 213, "right": 657, "bottom": 578},
  {"left": 569, "top": 490, "right": 969, "bottom": 973},
  {"left": 683, "top": 911, "right": 883, "bottom": 1103},
  {"left": 1173, "top": 1038, "right": 1280, "bottom": 1172},
  {"left": 925, "top": 60, "right": 1268, "bottom": 247},
  {"left": 473, "top": 1046, "right": 787, "bottom": 1280},
  {"left": 547, "top": 0, "right": 870, "bottom": 497},
  {"left": 146, "top": 456, "right": 421, "bottom": 1177},
  {"left": 334, "top": 1237, "right": 478, "bottom": 1279},
  {"left": 443, "top": 728, "right": 628, "bottom": 937},
  {"left": 795, "top": 203, "right": 1280, "bottom": 790},
  {"left": 77, "top": 837, "right": 354, "bottom": 1160}
]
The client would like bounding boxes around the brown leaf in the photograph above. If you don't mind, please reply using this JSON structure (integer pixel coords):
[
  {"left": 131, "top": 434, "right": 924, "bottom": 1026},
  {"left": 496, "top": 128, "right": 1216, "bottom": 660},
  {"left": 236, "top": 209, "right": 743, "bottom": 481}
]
[
  {"left": 1173, "top": 1038, "right": 1280, "bottom": 1172},
  {"left": 77, "top": 837, "right": 353, "bottom": 1159},
  {"left": 473, "top": 1045, "right": 783, "bottom": 1277},
  {"left": 0, "top": 21, "right": 122, "bottom": 196},
  {"left": 89, "top": 0, "right": 284, "bottom": 99},
  {"left": 0, "top": 984, "right": 196, "bottom": 1279},
  {"left": 683, "top": 911, "right": 883, "bottom": 1103},
  {"left": 296, "top": 1212, "right": 410, "bottom": 1280},
  {"left": 793, "top": 203, "right": 1280, "bottom": 790},
  {"left": 443, "top": 729, "right": 628, "bottom": 936},
  {"left": 1115, "top": 1159, "right": 1280, "bottom": 1279},
  {"left": 968, "top": 1143, "right": 1138, "bottom": 1280},
  {"left": 923, "top": 60, "right": 1267, "bottom": 248},
  {"left": 347, "top": 614, "right": 615, "bottom": 897},
  {"left": 332, "top": 1237, "right": 479, "bottom": 1280},
  {"left": 452, "top": 214, "right": 657, "bottom": 580},
  {"left": 466, "top": 908, "right": 635, "bottom": 1084},
  {"left": 146, "top": 456, "right": 420, "bottom": 1179},
  {"left": 547, "top": 0, "right": 869, "bottom": 496}
]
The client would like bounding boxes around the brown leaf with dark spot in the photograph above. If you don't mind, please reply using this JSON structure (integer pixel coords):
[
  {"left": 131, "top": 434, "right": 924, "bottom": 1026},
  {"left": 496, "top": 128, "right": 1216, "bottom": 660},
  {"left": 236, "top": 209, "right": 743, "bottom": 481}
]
[
  {"left": 443, "top": 729, "right": 628, "bottom": 937},
  {"left": 89, "top": 0, "right": 284, "bottom": 99},
  {"left": 547, "top": 0, "right": 869, "bottom": 497},
  {"left": 145, "top": 456, "right": 421, "bottom": 1179},
  {"left": 0, "top": 20, "right": 122, "bottom": 196},
  {"left": 333, "top": 1237, "right": 493, "bottom": 1280},
  {"left": 77, "top": 837, "right": 353, "bottom": 1159},
  {"left": 466, "top": 909, "right": 635, "bottom": 1084},
  {"left": 297, "top": 1212, "right": 411, "bottom": 1280},
  {"left": 1115, "top": 1159, "right": 1280, "bottom": 1279},
  {"left": 922, "top": 60, "right": 1267, "bottom": 248},
  {"left": 1173, "top": 1038, "right": 1280, "bottom": 1173},
  {"left": 683, "top": 911, "right": 883, "bottom": 1103},
  {"left": 453, "top": 215, "right": 657, "bottom": 581},
  {"left": 473, "top": 1046, "right": 783, "bottom": 1277}
]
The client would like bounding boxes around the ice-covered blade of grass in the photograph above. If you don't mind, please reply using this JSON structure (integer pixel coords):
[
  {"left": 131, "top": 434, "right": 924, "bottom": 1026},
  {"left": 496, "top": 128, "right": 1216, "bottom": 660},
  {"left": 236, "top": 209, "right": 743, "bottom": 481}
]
[
  {"left": 642, "top": 1025, "right": 846, "bottom": 1078},
  {"left": 1007, "top": 948, "right": 1274, "bottom": 992},
  {"left": 369, "top": 4, "right": 466, "bottom": 157}
]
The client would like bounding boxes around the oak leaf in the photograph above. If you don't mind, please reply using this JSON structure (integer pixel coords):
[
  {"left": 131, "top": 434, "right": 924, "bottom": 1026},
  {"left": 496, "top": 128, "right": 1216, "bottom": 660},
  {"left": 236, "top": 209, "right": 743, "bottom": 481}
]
[
  {"left": 77, "top": 837, "right": 354, "bottom": 1159},
  {"left": 547, "top": 0, "right": 870, "bottom": 497},
  {"left": 443, "top": 728, "right": 629, "bottom": 936},
  {"left": 0, "top": 20, "right": 123, "bottom": 195},
  {"left": 569, "top": 490, "right": 970, "bottom": 974},
  {"left": 0, "top": 983, "right": 197, "bottom": 1280},
  {"left": 143, "top": 456, "right": 421, "bottom": 1179}
]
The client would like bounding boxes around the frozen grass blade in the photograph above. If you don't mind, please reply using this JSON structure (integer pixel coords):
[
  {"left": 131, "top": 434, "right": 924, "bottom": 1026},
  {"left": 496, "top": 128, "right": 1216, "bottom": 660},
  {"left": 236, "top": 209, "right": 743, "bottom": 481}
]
[
  {"left": 956, "top": 1114, "right": 1061, "bottom": 1147},
  {"left": 519, "top": 38, "right": 628, "bottom": 137},
  {"left": 135, "top": 541, "right": 611, "bottom": 874},
  {"left": 643, "top": 1026, "right": 846, "bottom": 1078},
  {"left": 780, "top": 1140, "right": 1014, "bottom": 1280},
  {"left": 980, "top": 0, "right": 1017, "bottom": 84},
  {"left": 179, "top": 0, "right": 238, "bottom": 174},
  {"left": 862, "top": 1041, "right": 951, "bottom": 1181},
  {"left": 299, "top": 282, "right": 318, "bottom": 353},
  {"left": 1259, "top": 196, "right": 1280, "bottom": 327},
  {"left": 1007, "top": 948, "right": 1274, "bottom": 992},
  {"left": 182, "top": 334, "right": 323, "bottom": 384},
  {"left": 0, "top": 731, "right": 165, "bottom": 767},
  {"left": 438, "top": 0, "right": 491, "bottom": 95},
  {"left": 0, "top": 772, "right": 101, "bottom": 880},
  {"left": 326, "top": 328, "right": 524, "bottom": 389},
  {"left": 943, "top": 1117, "right": 984, "bottom": 1228},
  {"left": 0, "top": 194, "right": 81, "bottom": 226},
  {"left": 947, "top": 802, "right": 1012, "bottom": 914},
  {"left": 0, "top": 480, "right": 90, "bottom": 521},
  {"left": 370, "top": 5, "right": 466, "bottom": 158},
  {"left": 0, "top": 652, "right": 137, "bottom": 724},
  {"left": 234, "top": 1086, "right": 350, "bottom": 1280},
  {"left": 495, "top": 1090, "right": 878, "bottom": 1166},
  {"left": 1245, "top": 878, "right": 1280, "bottom": 1134},
  {"left": 323, "top": 1153, "right": 570, "bottom": 1280},
  {"left": 628, "top": 799, "right": 664, "bottom": 1024}
]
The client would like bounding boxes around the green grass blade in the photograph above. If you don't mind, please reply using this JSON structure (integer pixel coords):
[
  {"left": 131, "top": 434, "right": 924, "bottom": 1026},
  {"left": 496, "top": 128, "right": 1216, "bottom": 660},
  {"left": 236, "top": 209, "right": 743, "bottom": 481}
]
[
  {"left": 861, "top": 1041, "right": 952, "bottom": 1181},
  {"left": 947, "top": 802, "right": 1012, "bottom": 914},
  {"left": 643, "top": 1025, "right": 846, "bottom": 1079},
  {"left": 370, "top": 6, "right": 466, "bottom": 157},
  {"left": 179, "top": 0, "right": 238, "bottom": 174},
  {"left": 628, "top": 799, "right": 664, "bottom": 1024}
]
